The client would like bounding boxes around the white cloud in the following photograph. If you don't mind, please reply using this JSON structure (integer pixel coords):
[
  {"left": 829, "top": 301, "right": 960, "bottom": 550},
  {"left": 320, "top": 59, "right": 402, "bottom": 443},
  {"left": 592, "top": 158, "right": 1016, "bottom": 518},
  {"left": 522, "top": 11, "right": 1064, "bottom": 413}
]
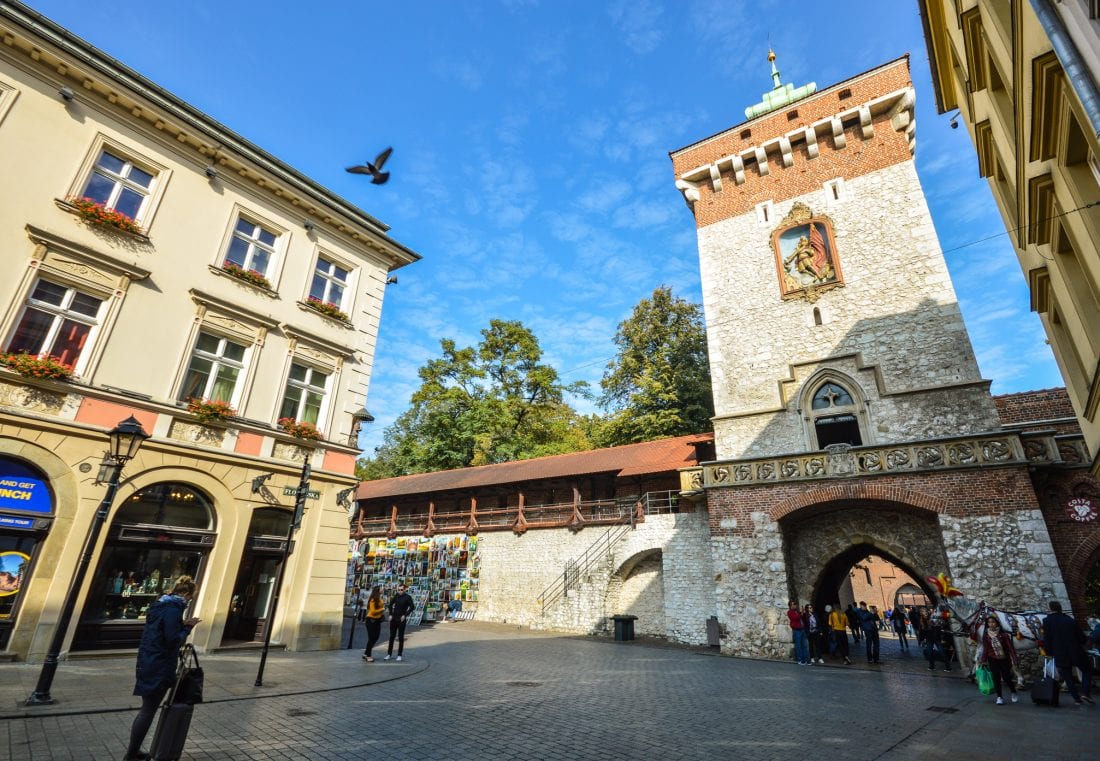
[{"left": 608, "top": 0, "right": 665, "bottom": 55}]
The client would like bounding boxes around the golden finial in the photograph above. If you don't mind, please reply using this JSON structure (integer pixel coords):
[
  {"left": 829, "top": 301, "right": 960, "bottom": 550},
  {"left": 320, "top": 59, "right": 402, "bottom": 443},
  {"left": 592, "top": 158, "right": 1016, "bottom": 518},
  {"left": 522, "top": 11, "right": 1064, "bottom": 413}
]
[{"left": 768, "top": 49, "right": 776, "bottom": 62}]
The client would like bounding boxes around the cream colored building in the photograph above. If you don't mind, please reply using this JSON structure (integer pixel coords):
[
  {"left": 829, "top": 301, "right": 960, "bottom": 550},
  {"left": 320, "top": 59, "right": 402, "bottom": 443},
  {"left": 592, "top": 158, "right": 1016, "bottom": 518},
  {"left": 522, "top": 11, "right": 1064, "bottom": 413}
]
[
  {"left": 919, "top": 0, "right": 1100, "bottom": 477},
  {"left": 0, "top": 2, "right": 417, "bottom": 660}
]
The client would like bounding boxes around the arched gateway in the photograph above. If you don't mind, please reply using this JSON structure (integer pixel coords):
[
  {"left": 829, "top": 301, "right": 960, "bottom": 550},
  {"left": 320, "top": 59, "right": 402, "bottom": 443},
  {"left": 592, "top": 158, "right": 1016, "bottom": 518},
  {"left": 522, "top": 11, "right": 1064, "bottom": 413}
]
[{"left": 781, "top": 502, "right": 945, "bottom": 614}]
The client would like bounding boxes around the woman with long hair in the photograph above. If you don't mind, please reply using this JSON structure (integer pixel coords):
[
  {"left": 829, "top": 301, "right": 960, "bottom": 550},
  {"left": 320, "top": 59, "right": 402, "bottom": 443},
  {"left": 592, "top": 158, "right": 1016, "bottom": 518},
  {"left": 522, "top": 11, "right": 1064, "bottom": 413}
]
[
  {"left": 124, "top": 575, "right": 200, "bottom": 761},
  {"left": 361, "top": 586, "right": 385, "bottom": 663}
]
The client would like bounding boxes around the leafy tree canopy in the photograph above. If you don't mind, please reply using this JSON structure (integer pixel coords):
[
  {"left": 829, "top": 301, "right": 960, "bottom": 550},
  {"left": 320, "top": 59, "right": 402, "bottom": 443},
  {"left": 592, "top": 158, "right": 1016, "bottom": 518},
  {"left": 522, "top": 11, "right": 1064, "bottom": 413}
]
[
  {"left": 357, "top": 319, "right": 592, "bottom": 479},
  {"left": 596, "top": 285, "right": 713, "bottom": 446}
]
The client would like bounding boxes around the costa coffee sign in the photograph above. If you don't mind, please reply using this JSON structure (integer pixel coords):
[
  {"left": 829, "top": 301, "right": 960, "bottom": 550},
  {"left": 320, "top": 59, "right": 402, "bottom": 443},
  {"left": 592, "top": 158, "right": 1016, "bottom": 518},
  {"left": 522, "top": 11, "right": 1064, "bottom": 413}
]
[{"left": 1066, "top": 497, "right": 1099, "bottom": 523}]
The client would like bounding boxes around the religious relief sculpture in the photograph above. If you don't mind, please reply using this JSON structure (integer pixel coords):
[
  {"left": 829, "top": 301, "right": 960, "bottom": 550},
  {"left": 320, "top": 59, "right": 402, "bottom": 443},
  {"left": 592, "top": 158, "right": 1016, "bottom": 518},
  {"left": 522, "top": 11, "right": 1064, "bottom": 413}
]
[{"left": 771, "top": 202, "right": 843, "bottom": 301}]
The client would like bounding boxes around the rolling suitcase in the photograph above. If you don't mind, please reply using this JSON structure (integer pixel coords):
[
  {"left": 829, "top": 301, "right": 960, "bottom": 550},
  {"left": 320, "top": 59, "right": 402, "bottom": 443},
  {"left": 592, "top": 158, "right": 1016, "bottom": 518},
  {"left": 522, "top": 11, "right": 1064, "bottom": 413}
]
[
  {"left": 150, "top": 702, "right": 194, "bottom": 761},
  {"left": 149, "top": 643, "right": 202, "bottom": 760}
]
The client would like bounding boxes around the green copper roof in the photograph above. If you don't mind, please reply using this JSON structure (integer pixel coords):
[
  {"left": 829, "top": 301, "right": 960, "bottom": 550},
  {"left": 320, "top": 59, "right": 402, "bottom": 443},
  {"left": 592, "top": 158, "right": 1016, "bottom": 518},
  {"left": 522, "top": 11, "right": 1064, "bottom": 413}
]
[{"left": 744, "top": 50, "right": 817, "bottom": 119}]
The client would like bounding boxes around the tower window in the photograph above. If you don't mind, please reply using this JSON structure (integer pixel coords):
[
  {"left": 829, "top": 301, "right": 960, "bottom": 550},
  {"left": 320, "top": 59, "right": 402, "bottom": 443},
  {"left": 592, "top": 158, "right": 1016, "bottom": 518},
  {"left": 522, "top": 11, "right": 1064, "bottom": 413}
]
[
  {"left": 808, "top": 381, "right": 863, "bottom": 448},
  {"left": 813, "top": 307, "right": 822, "bottom": 326},
  {"left": 787, "top": 110, "right": 799, "bottom": 121},
  {"left": 740, "top": 129, "right": 752, "bottom": 140},
  {"left": 839, "top": 88, "right": 852, "bottom": 100}
]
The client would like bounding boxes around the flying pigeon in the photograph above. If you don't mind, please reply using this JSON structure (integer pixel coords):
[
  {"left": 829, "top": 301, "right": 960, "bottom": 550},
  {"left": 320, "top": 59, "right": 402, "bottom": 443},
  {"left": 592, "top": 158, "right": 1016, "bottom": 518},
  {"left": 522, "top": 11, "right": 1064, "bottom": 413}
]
[{"left": 346, "top": 147, "right": 393, "bottom": 184}]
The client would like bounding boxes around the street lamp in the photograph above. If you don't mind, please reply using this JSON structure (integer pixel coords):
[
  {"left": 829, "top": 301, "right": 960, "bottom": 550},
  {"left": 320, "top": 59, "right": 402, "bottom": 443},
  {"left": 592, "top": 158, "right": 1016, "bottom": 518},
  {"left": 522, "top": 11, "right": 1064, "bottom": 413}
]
[{"left": 25, "top": 416, "right": 150, "bottom": 706}]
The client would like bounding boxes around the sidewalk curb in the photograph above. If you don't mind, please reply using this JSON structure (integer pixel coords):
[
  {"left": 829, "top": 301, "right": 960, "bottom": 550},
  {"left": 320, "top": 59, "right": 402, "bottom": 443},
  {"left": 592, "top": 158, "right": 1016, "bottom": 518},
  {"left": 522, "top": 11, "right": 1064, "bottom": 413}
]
[{"left": 0, "top": 660, "right": 430, "bottom": 721}]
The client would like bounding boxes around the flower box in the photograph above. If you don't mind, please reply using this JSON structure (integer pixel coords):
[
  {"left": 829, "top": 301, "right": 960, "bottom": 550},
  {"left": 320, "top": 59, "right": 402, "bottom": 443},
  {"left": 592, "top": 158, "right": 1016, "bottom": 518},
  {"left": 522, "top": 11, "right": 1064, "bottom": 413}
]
[
  {"left": 278, "top": 417, "right": 324, "bottom": 441},
  {"left": 0, "top": 352, "right": 73, "bottom": 380},
  {"left": 222, "top": 260, "right": 272, "bottom": 289},
  {"left": 305, "top": 297, "right": 349, "bottom": 322},
  {"left": 186, "top": 397, "right": 236, "bottom": 424},
  {"left": 67, "top": 196, "right": 144, "bottom": 236}
]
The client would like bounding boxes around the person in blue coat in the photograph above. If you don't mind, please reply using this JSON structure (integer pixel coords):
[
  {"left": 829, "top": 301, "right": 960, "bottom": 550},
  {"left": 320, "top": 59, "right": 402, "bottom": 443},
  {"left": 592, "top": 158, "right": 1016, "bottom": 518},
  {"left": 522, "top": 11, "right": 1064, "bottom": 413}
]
[{"left": 124, "top": 575, "right": 201, "bottom": 760}]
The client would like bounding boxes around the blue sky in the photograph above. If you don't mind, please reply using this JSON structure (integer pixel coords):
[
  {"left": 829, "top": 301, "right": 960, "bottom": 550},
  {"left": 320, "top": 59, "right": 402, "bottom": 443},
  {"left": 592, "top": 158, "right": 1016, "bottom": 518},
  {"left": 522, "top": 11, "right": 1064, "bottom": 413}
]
[{"left": 26, "top": 0, "right": 1063, "bottom": 455}]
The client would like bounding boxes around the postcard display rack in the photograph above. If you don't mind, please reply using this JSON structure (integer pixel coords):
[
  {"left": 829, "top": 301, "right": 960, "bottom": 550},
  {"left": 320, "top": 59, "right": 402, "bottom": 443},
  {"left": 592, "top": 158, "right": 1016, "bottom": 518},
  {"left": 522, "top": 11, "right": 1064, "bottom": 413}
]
[{"left": 348, "top": 535, "right": 479, "bottom": 623}]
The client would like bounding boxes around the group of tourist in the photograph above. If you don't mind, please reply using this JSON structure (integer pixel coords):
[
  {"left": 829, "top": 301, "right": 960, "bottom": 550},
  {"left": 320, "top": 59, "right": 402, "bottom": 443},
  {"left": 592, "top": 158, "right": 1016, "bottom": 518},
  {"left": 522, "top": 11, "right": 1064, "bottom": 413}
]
[{"left": 785, "top": 597, "right": 1099, "bottom": 708}]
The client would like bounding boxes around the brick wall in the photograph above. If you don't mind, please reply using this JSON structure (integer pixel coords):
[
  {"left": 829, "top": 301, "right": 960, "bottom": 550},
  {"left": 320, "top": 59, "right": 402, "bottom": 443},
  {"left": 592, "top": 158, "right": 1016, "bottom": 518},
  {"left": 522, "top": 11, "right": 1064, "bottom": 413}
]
[
  {"left": 994, "top": 388, "right": 1079, "bottom": 430},
  {"left": 1033, "top": 468, "right": 1100, "bottom": 618},
  {"left": 671, "top": 59, "right": 914, "bottom": 225}
]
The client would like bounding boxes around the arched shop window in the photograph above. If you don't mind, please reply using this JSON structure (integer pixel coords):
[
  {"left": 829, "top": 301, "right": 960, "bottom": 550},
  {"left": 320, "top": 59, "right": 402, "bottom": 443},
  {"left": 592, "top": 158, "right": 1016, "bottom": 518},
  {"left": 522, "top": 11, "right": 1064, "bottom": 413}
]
[
  {"left": 74, "top": 482, "right": 216, "bottom": 650},
  {"left": 0, "top": 457, "right": 54, "bottom": 650}
]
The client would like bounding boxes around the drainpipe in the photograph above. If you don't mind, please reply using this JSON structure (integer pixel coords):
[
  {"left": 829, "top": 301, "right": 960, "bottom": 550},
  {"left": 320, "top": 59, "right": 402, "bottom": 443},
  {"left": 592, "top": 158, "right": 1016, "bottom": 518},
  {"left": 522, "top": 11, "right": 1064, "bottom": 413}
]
[{"left": 1030, "top": 0, "right": 1100, "bottom": 140}]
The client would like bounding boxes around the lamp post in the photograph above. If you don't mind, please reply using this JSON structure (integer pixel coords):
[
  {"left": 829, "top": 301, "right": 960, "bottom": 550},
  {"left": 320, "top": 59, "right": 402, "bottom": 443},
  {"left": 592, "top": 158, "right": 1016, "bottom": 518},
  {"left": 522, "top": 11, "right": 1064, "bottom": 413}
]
[
  {"left": 255, "top": 450, "right": 311, "bottom": 687},
  {"left": 26, "top": 416, "right": 150, "bottom": 706}
]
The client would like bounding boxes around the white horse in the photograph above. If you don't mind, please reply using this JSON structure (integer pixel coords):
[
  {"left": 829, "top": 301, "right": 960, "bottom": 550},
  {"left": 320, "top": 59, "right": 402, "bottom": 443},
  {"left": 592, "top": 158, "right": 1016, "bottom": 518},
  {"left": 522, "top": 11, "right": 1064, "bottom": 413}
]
[{"left": 927, "top": 574, "right": 1044, "bottom": 683}]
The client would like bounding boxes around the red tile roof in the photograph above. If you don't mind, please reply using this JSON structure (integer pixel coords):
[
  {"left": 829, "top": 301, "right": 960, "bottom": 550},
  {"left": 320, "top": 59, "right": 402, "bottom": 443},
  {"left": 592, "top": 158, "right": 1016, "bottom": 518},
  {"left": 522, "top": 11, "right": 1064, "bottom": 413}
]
[{"left": 355, "top": 433, "right": 714, "bottom": 501}]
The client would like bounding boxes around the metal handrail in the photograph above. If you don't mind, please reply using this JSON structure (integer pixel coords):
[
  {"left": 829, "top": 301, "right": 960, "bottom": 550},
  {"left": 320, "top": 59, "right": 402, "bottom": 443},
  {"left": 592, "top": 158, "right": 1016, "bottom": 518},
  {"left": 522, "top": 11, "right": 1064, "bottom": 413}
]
[{"left": 536, "top": 517, "right": 635, "bottom": 614}]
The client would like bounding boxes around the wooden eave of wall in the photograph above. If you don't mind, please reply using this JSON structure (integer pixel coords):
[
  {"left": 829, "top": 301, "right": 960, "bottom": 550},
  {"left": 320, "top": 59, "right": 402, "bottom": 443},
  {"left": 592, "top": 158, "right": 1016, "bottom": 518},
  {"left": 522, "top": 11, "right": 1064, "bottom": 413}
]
[{"left": 918, "top": 0, "right": 959, "bottom": 113}]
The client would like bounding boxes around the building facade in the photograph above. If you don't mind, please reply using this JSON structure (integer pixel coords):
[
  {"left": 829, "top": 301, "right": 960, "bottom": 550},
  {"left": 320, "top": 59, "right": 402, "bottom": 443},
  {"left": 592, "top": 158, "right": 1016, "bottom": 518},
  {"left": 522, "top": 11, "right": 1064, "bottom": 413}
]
[
  {"left": 0, "top": 2, "right": 417, "bottom": 660},
  {"left": 919, "top": 0, "right": 1100, "bottom": 478}
]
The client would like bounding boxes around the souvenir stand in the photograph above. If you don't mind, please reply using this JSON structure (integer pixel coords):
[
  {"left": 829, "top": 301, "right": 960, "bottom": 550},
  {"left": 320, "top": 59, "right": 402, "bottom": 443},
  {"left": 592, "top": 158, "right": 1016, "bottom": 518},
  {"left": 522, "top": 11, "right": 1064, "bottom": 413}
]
[{"left": 347, "top": 535, "right": 479, "bottom": 622}]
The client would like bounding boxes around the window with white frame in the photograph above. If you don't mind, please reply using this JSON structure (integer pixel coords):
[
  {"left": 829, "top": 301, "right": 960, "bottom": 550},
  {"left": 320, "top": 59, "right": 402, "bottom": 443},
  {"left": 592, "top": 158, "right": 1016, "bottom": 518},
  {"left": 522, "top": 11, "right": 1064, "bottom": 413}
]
[
  {"left": 80, "top": 148, "right": 155, "bottom": 223},
  {"left": 178, "top": 331, "right": 248, "bottom": 404},
  {"left": 278, "top": 362, "right": 330, "bottom": 426},
  {"left": 224, "top": 216, "right": 279, "bottom": 279},
  {"left": 5, "top": 279, "right": 104, "bottom": 371},
  {"left": 309, "top": 257, "right": 350, "bottom": 309}
]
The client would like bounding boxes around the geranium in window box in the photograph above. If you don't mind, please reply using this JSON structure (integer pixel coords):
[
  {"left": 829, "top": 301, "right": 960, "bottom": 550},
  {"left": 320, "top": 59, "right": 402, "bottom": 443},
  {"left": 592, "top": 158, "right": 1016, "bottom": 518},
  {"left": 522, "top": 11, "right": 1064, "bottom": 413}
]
[
  {"left": 305, "top": 297, "right": 349, "bottom": 322},
  {"left": 67, "top": 196, "right": 144, "bottom": 236},
  {"left": 278, "top": 417, "right": 324, "bottom": 441},
  {"left": 222, "top": 260, "right": 272, "bottom": 289},
  {"left": 0, "top": 352, "right": 73, "bottom": 380},
  {"left": 186, "top": 397, "right": 237, "bottom": 424}
]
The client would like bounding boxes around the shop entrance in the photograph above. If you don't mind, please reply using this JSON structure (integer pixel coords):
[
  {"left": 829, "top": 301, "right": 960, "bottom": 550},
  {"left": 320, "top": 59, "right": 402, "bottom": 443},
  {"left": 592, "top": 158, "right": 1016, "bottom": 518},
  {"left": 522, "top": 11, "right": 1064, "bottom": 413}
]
[
  {"left": 223, "top": 508, "right": 290, "bottom": 644},
  {"left": 0, "top": 456, "right": 53, "bottom": 650}
]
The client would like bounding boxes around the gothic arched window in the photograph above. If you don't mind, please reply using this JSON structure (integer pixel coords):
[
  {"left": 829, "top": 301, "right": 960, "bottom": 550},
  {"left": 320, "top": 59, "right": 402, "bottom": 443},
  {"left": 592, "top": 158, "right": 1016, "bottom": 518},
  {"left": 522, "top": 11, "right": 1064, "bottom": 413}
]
[{"left": 810, "top": 381, "right": 862, "bottom": 448}]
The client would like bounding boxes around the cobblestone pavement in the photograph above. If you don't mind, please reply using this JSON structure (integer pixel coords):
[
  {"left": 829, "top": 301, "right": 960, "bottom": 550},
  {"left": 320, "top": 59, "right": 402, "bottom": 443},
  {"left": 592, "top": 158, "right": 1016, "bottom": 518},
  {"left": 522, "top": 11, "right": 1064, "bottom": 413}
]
[{"left": 2, "top": 621, "right": 1098, "bottom": 760}]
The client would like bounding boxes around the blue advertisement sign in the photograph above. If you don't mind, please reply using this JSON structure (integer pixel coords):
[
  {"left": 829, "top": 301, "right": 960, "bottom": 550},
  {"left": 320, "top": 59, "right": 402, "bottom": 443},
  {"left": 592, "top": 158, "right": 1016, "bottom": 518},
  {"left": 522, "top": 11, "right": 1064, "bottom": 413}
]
[
  {"left": 0, "top": 458, "right": 52, "bottom": 515},
  {"left": 0, "top": 516, "right": 35, "bottom": 530}
]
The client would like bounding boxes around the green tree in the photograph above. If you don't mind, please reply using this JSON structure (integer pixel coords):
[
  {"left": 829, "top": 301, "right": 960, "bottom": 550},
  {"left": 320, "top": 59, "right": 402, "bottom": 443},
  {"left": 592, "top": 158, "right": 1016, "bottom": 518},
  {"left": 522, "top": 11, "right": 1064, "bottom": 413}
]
[
  {"left": 597, "top": 285, "right": 713, "bottom": 446},
  {"left": 357, "top": 319, "right": 591, "bottom": 478}
]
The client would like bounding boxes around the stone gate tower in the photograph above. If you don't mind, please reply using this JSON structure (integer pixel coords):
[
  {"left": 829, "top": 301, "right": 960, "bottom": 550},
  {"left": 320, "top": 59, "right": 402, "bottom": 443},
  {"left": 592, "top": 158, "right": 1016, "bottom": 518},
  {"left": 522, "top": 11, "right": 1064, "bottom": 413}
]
[{"left": 670, "top": 55, "right": 1068, "bottom": 658}]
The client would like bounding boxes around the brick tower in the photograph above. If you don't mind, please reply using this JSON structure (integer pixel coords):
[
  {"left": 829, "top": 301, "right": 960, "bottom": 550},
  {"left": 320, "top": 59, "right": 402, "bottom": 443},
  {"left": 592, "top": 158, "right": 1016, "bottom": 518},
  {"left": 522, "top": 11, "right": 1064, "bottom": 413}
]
[
  {"left": 670, "top": 55, "right": 1068, "bottom": 660},
  {"left": 670, "top": 54, "right": 1000, "bottom": 461}
]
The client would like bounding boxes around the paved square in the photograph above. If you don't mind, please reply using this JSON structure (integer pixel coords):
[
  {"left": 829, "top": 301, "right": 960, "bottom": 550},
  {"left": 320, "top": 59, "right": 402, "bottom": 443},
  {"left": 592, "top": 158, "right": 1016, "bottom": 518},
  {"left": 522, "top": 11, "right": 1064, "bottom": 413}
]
[{"left": 2, "top": 623, "right": 1098, "bottom": 760}]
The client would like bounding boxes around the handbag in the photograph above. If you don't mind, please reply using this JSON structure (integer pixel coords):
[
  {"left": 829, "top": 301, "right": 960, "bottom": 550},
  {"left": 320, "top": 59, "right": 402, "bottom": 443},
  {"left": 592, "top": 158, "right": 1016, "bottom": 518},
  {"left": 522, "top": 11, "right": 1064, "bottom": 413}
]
[
  {"left": 975, "top": 664, "right": 994, "bottom": 695},
  {"left": 172, "top": 643, "right": 204, "bottom": 705}
]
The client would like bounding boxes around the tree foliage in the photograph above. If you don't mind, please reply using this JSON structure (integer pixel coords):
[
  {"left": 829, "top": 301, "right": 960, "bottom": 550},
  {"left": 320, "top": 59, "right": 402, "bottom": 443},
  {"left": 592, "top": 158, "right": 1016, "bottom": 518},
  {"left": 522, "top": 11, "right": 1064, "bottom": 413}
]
[
  {"left": 357, "top": 320, "right": 592, "bottom": 479},
  {"left": 596, "top": 286, "right": 713, "bottom": 446}
]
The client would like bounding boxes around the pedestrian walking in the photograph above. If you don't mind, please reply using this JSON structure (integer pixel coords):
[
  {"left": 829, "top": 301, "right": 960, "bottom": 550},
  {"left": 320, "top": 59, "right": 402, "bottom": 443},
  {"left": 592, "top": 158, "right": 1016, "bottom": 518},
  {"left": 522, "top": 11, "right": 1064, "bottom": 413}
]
[
  {"left": 828, "top": 603, "right": 852, "bottom": 664},
  {"left": 124, "top": 575, "right": 201, "bottom": 761},
  {"left": 786, "top": 600, "right": 809, "bottom": 665},
  {"left": 1042, "top": 600, "right": 1093, "bottom": 705},
  {"left": 803, "top": 604, "right": 825, "bottom": 664},
  {"left": 979, "top": 615, "right": 1019, "bottom": 705},
  {"left": 361, "top": 586, "right": 385, "bottom": 662},
  {"left": 892, "top": 603, "right": 910, "bottom": 651},
  {"left": 845, "top": 603, "right": 862, "bottom": 643},
  {"left": 355, "top": 585, "right": 369, "bottom": 622},
  {"left": 920, "top": 607, "right": 953, "bottom": 671},
  {"left": 857, "top": 601, "right": 880, "bottom": 663},
  {"left": 385, "top": 584, "right": 416, "bottom": 661},
  {"left": 907, "top": 605, "right": 921, "bottom": 638}
]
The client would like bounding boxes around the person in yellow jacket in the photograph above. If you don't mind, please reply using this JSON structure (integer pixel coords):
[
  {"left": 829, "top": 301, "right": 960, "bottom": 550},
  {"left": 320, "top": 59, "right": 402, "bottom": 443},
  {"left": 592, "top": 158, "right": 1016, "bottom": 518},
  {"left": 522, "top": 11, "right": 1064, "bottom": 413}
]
[
  {"left": 828, "top": 604, "right": 852, "bottom": 664},
  {"left": 361, "top": 586, "right": 386, "bottom": 663}
]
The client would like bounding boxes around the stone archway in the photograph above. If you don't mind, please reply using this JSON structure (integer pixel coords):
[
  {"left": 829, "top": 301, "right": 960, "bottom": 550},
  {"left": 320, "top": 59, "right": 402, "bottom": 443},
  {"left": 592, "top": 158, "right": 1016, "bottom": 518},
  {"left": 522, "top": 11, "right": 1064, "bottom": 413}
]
[
  {"left": 781, "top": 503, "right": 947, "bottom": 610},
  {"left": 611, "top": 548, "right": 665, "bottom": 636}
]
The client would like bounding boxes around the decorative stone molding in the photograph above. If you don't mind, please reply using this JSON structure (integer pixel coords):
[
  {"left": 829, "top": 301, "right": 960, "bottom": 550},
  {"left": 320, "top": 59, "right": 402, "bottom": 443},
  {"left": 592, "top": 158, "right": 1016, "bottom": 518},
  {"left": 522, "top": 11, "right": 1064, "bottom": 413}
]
[{"left": 686, "top": 432, "right": 1024, "bottom": 490}]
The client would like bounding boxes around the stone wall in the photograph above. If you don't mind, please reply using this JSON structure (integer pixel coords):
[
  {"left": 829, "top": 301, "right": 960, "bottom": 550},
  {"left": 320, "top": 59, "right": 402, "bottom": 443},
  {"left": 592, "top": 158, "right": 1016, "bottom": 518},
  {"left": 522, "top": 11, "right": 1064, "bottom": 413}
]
[
  {"left": 474, "top": 513, "right": 714, "bottom": 644},
  {"left": 696, "top": 160, "right": 999, "bottom": 461}
]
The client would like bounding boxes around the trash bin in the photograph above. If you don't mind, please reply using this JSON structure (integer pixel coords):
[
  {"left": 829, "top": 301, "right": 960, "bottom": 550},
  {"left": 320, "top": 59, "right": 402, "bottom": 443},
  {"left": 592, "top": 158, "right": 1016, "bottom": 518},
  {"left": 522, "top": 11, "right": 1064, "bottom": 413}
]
[
  {"left": 706, "top": 616, "right": 720, "bottom": 647},
  {"left": 611, "top": 615, "right": 638, "bottom": 641}
]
